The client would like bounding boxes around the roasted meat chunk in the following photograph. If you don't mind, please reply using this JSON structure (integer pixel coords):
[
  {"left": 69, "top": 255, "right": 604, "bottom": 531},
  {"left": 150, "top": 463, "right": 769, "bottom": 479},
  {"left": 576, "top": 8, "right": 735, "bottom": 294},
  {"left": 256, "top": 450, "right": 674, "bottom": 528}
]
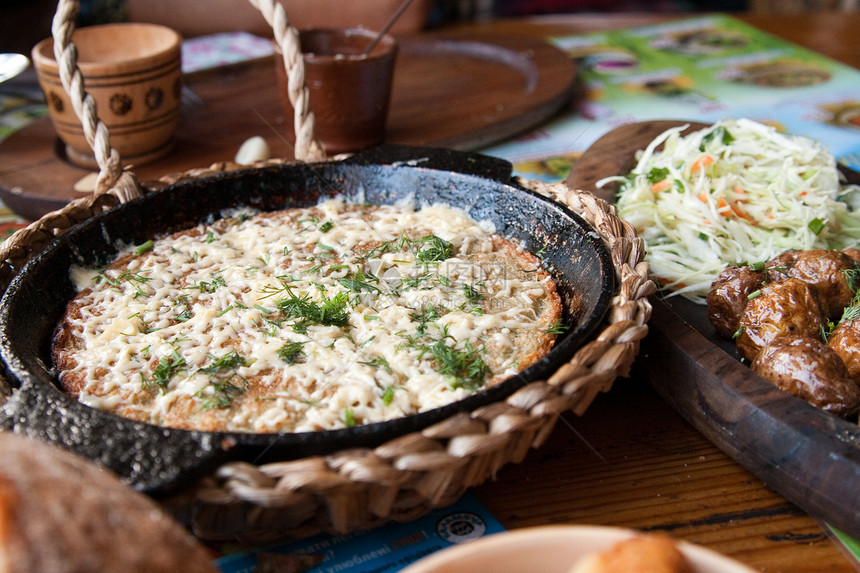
[
  {"left": 828, "top": 317, "right": 860, "bottom": 384},
  {"left": 736, "top": 278, "right": 824, "bottom": 362},
  {"left": 842, "top": 247, "right": 860, "bottom": 267},
  {"left": 765, "top": 249, "right": 858, "bottom": 318},
  {"left": 763, "top": 249, "right": 799, "bottom": 282},
  {"left": 752, "top": 335, "right": 860, "bottom": 417},
  {"left": 707, "top": 264, "right": 767, "bottom": 338}
]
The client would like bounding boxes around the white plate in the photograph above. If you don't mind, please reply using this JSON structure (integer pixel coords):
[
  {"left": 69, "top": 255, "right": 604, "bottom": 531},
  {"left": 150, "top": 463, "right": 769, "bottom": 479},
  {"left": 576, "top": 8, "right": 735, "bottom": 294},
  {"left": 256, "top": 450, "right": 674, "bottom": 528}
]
[{"left": 400, "top": 525, "right": 757, "bottom": 573}]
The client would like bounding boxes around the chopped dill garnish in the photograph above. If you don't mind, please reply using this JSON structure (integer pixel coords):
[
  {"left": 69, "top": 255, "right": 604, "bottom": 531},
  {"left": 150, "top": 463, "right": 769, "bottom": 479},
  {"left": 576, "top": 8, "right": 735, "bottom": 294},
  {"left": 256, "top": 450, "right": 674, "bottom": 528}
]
[
  {"left": 382, "top": 386, "right": 397, "bottom": 406},
  {"left": 344, "top": 407, "right": 356, "bottom": 428},
  {"left": 338, "top": 267, "right": 380, "bottom": 293},
  {"left": 546, "top": 318, "right": 568, "bottom": 335},
  {"left": 360, "top": 355, "right": 392, "bottom": 373},
  {"left": 463, "top": 283, "right": 483, "bottom": 302},
  {"left": 410, "top": 304, "right": 441, "bottom": 336},
  {"left": 275, "top": 285, "right": 351, "bottom": 328},
  {"left": 199, "top": 350, "right": 246, "bottom": 374},
  {"left": 414, "top": 235, "right": 453, "bottom": 263},
  {"left": 430, "top": 338, "right": 489, "bottom": 392},
  {"left": 95, "top": 270, "right": 153, "bottom": 298},
  {"left": 141, "top": 349, "right": 186, "bottom": 392},
  {"left": 277, "top": 341, "right": 306, "bottom": 364},
  {"left": 189, "top": 275, "right": 226, "bottom": 293},
  {"left": 196, "top": 351, "right": 248, "bottom": 409},
  {"left": 844, "top": 268, "right": 860, "bottom": 294},
  {"left": 199, "top": 376, "right": 247, "bottom": 409}
]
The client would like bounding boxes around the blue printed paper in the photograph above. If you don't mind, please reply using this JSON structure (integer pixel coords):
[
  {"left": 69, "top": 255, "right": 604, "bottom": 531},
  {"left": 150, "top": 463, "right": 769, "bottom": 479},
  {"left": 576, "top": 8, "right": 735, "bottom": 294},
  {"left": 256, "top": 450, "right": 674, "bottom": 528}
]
[{"left": 216, "top": 492, "right": 506, "bottom": 573}]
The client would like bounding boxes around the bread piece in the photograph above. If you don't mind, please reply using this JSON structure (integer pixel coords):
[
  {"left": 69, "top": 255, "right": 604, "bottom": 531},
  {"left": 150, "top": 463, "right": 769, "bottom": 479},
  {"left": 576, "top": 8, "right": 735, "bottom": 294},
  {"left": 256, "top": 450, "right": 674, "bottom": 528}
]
[
  {"left": 0, "top": 431, "right": 218, "bottom": 573},
  {"left": 568, "top": 534, "right": 694, "bottom": 573}
]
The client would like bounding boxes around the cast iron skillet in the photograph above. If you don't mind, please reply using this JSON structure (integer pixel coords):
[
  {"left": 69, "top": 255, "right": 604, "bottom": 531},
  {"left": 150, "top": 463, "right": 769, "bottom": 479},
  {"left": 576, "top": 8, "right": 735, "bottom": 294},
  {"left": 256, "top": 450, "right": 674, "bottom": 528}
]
[{"left": 0, "top": 145, "right": 614, "bottom": 493}]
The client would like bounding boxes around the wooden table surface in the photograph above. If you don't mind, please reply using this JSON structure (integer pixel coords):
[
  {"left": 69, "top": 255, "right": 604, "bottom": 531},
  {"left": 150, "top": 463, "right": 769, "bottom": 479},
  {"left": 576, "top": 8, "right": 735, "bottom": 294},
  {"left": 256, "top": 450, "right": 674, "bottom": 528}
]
[
  {"left": 0, "top": 30, "right": 578, "bottom": 220},
  {"left": 457, "top": 11, "right": 860, "bottom": 573},
  {"left": 2, "top": 10, "right": 859, "bottom": 573}
]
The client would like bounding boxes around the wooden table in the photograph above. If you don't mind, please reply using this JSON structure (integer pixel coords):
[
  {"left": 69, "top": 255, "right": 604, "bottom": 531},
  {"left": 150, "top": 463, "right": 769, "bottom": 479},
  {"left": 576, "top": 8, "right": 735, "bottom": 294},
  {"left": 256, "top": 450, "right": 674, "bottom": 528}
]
[
  {"left": 2, "top": 10, "right": 859, "bottom": 573},
  {"left": 0, "top": 30, "right": 578, "bottom": 220},
  {"left": 455, "top": 11, "right": 860, "bottom": 573}
]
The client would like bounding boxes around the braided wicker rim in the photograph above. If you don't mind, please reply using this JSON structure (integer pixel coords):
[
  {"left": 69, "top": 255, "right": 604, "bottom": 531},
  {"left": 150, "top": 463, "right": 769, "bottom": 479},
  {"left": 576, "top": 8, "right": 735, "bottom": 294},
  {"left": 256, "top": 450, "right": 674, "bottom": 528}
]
[{"left": 0, "top": 0, "right": 655, "bottom": 543}]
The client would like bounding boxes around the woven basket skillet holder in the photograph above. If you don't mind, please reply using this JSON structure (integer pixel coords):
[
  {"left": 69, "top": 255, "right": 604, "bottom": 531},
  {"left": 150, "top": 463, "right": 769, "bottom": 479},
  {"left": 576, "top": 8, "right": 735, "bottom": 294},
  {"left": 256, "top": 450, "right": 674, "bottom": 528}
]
[{"left": 0, "top": 0, "right": 655, "bottom": 543}]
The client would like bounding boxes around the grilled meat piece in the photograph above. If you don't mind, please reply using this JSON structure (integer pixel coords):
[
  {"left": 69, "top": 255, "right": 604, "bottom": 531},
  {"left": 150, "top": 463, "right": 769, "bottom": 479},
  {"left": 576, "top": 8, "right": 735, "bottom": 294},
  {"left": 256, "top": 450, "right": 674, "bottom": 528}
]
[
  {"left": 707, "top": 264, "right": 767, "bottom": 338},
  {"left": 752, "top": 335, "right": 860, "bottom": 417},
  {"left": 765, "top": 249, "right": 857, "bottom": 319},
  {"left": 736, "top": 278, "right": 824, "bottom": 362}
]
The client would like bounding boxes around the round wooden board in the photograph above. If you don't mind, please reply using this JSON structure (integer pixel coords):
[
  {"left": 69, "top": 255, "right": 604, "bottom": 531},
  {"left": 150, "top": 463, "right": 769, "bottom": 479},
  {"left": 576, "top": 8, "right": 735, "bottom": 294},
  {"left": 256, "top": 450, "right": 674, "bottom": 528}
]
[
  {"left": 0, "top": 31, "right": 577, "bottom": 221},
  {"left": 566, "top": 119, "right": 860, "bottom": 540}
]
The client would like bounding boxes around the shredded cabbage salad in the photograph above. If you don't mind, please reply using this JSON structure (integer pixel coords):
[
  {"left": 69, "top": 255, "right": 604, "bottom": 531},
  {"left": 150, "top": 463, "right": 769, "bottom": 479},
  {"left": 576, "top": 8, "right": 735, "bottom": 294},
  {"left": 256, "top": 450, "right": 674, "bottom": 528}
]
[{"left": 599, "top": 118, "right": 860, "bottom": 303}]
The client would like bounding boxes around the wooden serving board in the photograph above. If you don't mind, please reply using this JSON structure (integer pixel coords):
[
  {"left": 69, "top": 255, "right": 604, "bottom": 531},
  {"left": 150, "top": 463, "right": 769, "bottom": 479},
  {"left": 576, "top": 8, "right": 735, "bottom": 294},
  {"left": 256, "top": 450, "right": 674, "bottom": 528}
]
[
  {"left": 566, "top": 120, "right": 860, "bottom": 541},
  {"left": 0, "top": 31, "right": 577, "bottom": 221}
]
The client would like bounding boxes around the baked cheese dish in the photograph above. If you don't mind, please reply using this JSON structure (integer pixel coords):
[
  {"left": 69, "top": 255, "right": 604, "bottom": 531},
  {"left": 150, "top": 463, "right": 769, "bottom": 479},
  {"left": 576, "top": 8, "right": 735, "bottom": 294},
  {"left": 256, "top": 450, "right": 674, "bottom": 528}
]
[{"left": 52, "top": 200, "right": 563, "bottom": 433}]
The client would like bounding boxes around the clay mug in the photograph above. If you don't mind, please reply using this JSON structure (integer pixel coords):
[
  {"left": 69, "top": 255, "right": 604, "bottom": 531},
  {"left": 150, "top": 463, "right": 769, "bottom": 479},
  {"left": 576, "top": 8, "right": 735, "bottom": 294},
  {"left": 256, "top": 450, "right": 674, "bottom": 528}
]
[
  {"left": 274, "top": 28, "right": 398, "bottom": 155},
  {"left": 31, "top": 22, "right": 182, "bottom": 167}
]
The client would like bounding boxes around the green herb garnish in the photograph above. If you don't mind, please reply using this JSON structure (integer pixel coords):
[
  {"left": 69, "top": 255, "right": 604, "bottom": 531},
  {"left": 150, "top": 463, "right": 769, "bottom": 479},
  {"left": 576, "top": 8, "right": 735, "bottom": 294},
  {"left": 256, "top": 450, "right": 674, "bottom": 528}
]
[
  {"left": 134, "top": 240, "right": 154, "bottom": 255},
  {"left": 430, "top": 338, "right": 489, "bottom": 392},
  {"left": 646, "top": 167, "right": 670, "bottom": 184},
  {"left": 410, "top": 304, "right": 441, "bottom": 336},
  {"left": 699, "top": 125, "right": 734, "bottom": 151},
  {"left": 338, "top": 267, "right": 380, "bottom": 293},
  {"left": 360, "top": 355, "right": 392, "bottom": 373},
  {"left": 463, "top": 283, "right": 484, "bottom": 302},
  {"left": 142, "top": 349, "right": 186, "bottom": 392},
  {"left": 199, "top": 376, "right": 247, "bottom": 409},
  {"left": 382, "top": 386, "right": 397, "bottom": 406},
  {"left": 277, "top": 341, "right": 306, "bottom": 364},
  {"left": 276, "top": 286, "right": 351, "bottom": 328},
  {"left": 195, "top": 351, "right": 248, "bottom": 408},
  {"left": 546, "top": 318, "right": 568, "bottom": 335},
  {"left": 808, "top": 218, "right": 825, "bottom": 235},
  {"left": 415, "top": 235, "right": 453, "bottom": 263},
  {"left": 199, "top": 350, "right": 246, "bottom": 374},
  {"left": 189, "top": 275, "right": 226, "bottom": 293}
]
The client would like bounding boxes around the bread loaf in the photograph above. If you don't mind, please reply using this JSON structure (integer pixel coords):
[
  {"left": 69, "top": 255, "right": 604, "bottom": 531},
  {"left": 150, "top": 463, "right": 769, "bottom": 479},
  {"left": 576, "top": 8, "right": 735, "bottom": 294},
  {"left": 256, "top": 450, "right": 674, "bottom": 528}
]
[{"left": 0, "top": 431, "right": 218, "bottom": 573}]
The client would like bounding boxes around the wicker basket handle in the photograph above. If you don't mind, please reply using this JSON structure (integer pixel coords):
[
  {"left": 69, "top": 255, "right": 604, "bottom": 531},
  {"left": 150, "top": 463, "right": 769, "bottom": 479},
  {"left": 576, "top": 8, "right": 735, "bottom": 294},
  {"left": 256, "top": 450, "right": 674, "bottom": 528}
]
[
  {"left": 0, "top": 0, "right": 328, "bottom": 291},
  {"left": 50, "top": 0, "right": 129, "bottom": 196},
  {"left": 248, "top": 0, "right": 326, "bottom": 162}
]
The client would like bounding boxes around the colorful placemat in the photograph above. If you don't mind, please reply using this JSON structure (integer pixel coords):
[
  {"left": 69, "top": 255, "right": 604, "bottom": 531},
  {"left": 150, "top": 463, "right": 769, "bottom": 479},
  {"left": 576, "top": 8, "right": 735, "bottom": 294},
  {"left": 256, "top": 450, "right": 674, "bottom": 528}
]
[{"left": 481, "top": 13, "right": 860, "bottom": 183}]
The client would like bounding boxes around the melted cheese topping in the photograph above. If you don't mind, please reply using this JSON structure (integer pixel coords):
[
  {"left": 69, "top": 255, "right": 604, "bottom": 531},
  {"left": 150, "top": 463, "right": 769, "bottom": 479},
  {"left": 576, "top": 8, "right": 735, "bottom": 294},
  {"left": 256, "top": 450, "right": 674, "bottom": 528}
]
[{"left": 53, "top": 200, "right": 561, "bottom": 433}]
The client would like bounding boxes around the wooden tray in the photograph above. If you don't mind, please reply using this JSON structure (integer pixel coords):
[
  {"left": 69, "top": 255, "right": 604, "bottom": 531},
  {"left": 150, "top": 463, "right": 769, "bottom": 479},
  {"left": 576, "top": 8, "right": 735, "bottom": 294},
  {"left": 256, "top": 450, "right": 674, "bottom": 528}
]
[
  {"left": 567, "top": 120, "right": 860, "bottom": 541},
  {"left": 0, "top": 31, "right": 577, "bottom": 221}
]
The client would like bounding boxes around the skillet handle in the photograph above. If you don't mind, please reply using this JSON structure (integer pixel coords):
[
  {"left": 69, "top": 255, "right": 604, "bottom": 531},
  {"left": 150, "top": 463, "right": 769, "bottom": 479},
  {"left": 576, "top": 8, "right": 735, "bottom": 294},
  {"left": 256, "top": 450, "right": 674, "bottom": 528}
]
[
  {"left": 345, "top": 144, "right": 516, "bottom": 184},
  {"left": 0, "top": 374, "right": 228, "bottom": 493}
]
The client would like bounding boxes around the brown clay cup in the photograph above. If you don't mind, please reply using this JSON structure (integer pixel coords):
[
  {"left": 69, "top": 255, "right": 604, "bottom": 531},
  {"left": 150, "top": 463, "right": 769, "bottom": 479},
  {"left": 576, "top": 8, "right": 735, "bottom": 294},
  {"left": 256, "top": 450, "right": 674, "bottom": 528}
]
[
  {"left": 274, "top": 28, "right": 398, "bottom": 155},
  {"left": 31, "top": 22, "right": 182, "bottom": 168}
]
